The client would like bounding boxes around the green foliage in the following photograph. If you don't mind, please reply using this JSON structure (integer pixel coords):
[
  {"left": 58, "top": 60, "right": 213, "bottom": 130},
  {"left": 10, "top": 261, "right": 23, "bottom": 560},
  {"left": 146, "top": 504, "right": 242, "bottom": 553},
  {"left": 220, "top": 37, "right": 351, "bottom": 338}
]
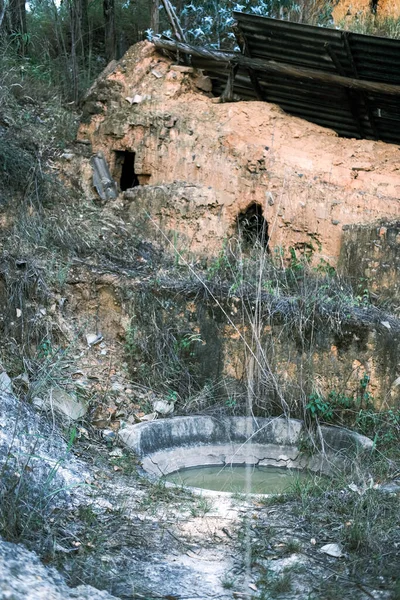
[
  {"left": 37, "top": 339, "right": 53, "bottom": 359},
  {"left": 306, "top": 392, "right": 333, "bottom": 420},
  {"left": 356, "top": 407, "right": 400, "bottom": 452},
  {"left": 306, "top": 375, "right": 375, "bottom": 426}
]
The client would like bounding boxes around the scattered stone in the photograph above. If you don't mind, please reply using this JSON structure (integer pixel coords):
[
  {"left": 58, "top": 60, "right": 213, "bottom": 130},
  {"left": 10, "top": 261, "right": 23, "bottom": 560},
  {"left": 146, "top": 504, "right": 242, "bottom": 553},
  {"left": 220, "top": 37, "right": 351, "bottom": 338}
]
[
  {"left": 320, "top": 543, "right": 343, "bottom": 557},
  {"left": 102, "top": 429, "right": 117, "bottom": 442},
  {"left": 33, "top": 396, "right": 45, "bottom": 409},
  {"left": 109, "top": 447, "right": 123, "bottom": 457},
  {"left": 16, "top": 308, "right": 22, "bottom": 318},
  {"left": 140, "top": 412, "right": 157, "bottom": 422},
  {"left": 0, "top": 371, "right": 13, "bottom": 395},
  {"left": 153, "top": 399, "right": 174, "bottom": 416},
  {"left": 381, "top": 320, "right": 391, "bottom": 329},
  {"left": 111, "top": 381, "right": 125, "bottom": 392},
  {"left": 151, "top": 69, "right": 163, "bottom": 78},
  {"left": 61, "top": 153, "right": 74, "bottom": 161},
  {"left": 86, "top": 333, "right": 103, "bottom": 346},
  {"left": 170, "top": 65, "right": 194, "bottom": 73},
  {"left": 194, "top": 74, "right": 212, "bottom": 92},
  {"left": 48, "top": 388, "right": 87, "bottom": 420},
  {"left": 266, "top": 191, "right": 275, "bottom": 206}
]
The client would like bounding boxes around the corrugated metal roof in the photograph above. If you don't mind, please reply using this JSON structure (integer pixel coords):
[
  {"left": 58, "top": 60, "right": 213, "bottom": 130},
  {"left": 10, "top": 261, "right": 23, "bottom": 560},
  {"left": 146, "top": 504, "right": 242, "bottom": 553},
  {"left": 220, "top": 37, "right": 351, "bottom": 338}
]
[{"left": 189, "top": 13, "right": 400, "bottom": 144}]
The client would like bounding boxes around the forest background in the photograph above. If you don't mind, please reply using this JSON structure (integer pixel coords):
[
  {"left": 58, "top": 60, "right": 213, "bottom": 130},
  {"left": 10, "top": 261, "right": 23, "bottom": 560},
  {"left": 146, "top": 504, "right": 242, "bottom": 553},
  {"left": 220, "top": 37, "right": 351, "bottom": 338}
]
[{"left": 2, "top": 0, "right": 398, "bottom": 106}]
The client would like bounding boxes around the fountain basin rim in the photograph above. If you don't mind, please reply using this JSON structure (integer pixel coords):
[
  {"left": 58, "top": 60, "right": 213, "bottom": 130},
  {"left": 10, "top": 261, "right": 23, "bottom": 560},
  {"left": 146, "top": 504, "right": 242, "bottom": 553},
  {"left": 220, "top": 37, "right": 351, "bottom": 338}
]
[{"left": 119, "top": 416, "right": 373, "bottom": 479}]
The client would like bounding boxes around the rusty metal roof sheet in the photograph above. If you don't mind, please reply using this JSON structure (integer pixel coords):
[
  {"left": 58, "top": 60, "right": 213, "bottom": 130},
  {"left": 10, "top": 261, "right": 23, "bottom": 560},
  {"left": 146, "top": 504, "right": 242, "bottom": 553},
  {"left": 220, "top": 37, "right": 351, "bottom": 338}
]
[{"left": 190, "top": 13, "right": 400, "bottom": 144}]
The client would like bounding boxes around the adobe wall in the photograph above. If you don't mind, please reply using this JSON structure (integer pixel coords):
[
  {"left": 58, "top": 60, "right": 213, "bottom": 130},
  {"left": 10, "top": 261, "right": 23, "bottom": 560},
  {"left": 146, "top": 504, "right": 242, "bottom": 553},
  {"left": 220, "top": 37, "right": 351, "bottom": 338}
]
[
  {"left": 332, "top": 0, "right": 400, "bottom": 22},
  {"left": 78, "top": 42, "right": 400, "bottom": 265},
  {"left": 340, "top": 221, "right": 400, "bottom": 306}
]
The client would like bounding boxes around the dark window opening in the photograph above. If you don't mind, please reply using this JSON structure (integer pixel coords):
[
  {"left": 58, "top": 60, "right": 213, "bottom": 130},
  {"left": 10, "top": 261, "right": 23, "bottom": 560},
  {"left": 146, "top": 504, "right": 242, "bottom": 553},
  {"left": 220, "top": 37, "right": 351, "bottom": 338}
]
[
  {"left": 238, "top": 203, "right": 269, "bottom": 251},
  {"left": 114, "top": 150, "right": 139, "bottom": 191}
]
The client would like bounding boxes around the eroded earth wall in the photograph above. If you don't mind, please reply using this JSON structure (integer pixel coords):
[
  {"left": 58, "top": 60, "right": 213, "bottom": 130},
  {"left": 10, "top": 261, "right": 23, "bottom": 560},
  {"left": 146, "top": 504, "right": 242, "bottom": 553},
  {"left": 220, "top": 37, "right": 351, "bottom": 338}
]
[
  {"left": 332, "top": 0, "right": 400, "bottom": 22},
  {"left": 78, "top": 41, "right": 400, "bottom": 264}
]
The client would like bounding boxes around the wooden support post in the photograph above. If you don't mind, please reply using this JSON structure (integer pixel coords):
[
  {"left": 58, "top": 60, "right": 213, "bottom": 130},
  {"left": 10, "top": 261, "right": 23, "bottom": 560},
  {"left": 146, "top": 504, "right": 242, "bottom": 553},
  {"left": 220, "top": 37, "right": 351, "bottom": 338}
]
[
  {"left": 233, "top": 24, "right": 264, "bottom": 101},
  {"left": 342, "top": 32, "right": 379, "bottom": 140},
  {"left": 220, "top": 63, "right": 239, "bottom": 102},
  {"left": 325, "top": 42, "right": 365, "bottom": 138}
]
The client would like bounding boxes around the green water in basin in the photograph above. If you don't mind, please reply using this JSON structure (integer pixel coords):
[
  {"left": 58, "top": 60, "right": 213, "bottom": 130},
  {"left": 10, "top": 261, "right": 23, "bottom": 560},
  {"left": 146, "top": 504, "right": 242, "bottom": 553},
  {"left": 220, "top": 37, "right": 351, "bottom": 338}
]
[{"left": 163, "top": 465, "right": 312, "bottom": 494}]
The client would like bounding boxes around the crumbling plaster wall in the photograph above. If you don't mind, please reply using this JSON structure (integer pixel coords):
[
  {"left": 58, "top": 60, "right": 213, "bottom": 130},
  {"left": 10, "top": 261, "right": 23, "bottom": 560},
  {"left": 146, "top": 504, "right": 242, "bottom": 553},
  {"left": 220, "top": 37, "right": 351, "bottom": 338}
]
[{"left": 78, "top": 41, "right": 400, "bottom": 264}]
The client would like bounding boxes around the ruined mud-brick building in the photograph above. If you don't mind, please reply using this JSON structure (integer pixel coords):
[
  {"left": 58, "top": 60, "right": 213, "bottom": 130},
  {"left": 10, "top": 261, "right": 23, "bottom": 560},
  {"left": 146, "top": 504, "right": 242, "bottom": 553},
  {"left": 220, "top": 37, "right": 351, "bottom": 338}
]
[
  {"left": 75, "top": 14, "right": 400, "bottom": 405},
  {"left": 78, "top": 15, "right": 400, "bottom": 274}
]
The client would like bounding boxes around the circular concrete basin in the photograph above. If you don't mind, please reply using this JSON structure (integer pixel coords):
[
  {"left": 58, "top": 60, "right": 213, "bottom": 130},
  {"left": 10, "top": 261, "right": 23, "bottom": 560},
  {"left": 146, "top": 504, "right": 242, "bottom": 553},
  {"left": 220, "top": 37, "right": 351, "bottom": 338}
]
[{"left": 119, "top": 416, "right": 373, "bottom": 478}]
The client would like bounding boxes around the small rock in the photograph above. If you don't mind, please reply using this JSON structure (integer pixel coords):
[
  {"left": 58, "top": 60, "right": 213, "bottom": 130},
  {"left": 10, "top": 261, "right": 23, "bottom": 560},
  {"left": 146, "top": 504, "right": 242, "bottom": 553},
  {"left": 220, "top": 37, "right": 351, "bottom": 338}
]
[
  {"left": 16, "top": 308, "right": 22, "bottom": 318},
  {"left": 0, "top": 371, "right": 13, "bottom": 395},
  {"left": 381, "top": 321, "right": 391, "bottom": 329},
  {"left": 60, "top": 153, "right": 74, "bottom": 161},
  {"left": 102, "top": 429, "right": 117, "bottom": 442},
  {"left": 111, "top": 382, "right": 124, "bottom": 392},
  {"left": 109, "top": 447, "right": 123, "bottom": 457},
  {"left": 194, "top": 74, "right": 212, "bottom": 92},
  {"left": 151, "top": 70, "right": 163, "bottom": 78},
  {"left": 153, "top": 400, "right": 174, "bottom": 416},
  {"left": 86, "top": 333, "right": 103, "bottom": 346},
  {"left": 33, "top": 396, "right": 45, "bottom": 409},
  {"left": 140, "top": 412, "right": 157, "bottom": 422},
  {"left": 49, "top": 388, "right": 87, "bottom": 420},
  {"left": 320, "top": 543, "right": 343, "bottom": 557}
]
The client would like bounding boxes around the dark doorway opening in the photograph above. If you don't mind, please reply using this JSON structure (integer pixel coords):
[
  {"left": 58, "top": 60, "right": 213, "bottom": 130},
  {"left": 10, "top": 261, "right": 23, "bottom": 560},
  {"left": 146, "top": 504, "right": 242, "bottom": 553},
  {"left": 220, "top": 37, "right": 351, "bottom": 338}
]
[
  {"left": 238, "top": 203, "right": 269, "bottom": 250},
  {"left": 114, "top": 150, "right": 139, "bottom": 191}
]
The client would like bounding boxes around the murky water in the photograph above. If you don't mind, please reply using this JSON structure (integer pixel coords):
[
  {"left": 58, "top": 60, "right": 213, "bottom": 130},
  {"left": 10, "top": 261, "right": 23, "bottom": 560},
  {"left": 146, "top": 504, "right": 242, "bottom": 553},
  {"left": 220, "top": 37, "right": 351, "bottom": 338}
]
[{"left": 163, "top": 465, "right": 312, "bottom": 494}]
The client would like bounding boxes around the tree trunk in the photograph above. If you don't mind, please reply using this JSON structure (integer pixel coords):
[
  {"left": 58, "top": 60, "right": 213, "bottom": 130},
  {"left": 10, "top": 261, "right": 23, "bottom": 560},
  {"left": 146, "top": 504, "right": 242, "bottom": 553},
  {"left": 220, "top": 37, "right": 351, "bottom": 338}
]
[
  {"left": 80, "top": 0, "right": 89, "bottom": 55},
  {"left": 150, "top": 0, "right": 159, "bottom": 35},
  {"left": 69, "top": 0, "right": 80, "bottom": 103},
  {"left": 8, "top": 0, "right": 26, "bottom": 34},
  {"left": 103, "top": 0, "right": 116, "bottom": 63}
]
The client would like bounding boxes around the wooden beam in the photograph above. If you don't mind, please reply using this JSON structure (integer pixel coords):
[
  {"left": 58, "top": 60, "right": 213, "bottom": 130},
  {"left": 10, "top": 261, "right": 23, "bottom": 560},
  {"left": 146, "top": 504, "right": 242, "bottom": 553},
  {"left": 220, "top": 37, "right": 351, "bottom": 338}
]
[
  {"left": 324, "top": 43, "right": 364, "bottom": 138},
  {"left": 153, "top": 37, "right": 400, "bottom": 97},
  {"left": 233, "top": 25, "right": 264, "bottom": 101}
]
